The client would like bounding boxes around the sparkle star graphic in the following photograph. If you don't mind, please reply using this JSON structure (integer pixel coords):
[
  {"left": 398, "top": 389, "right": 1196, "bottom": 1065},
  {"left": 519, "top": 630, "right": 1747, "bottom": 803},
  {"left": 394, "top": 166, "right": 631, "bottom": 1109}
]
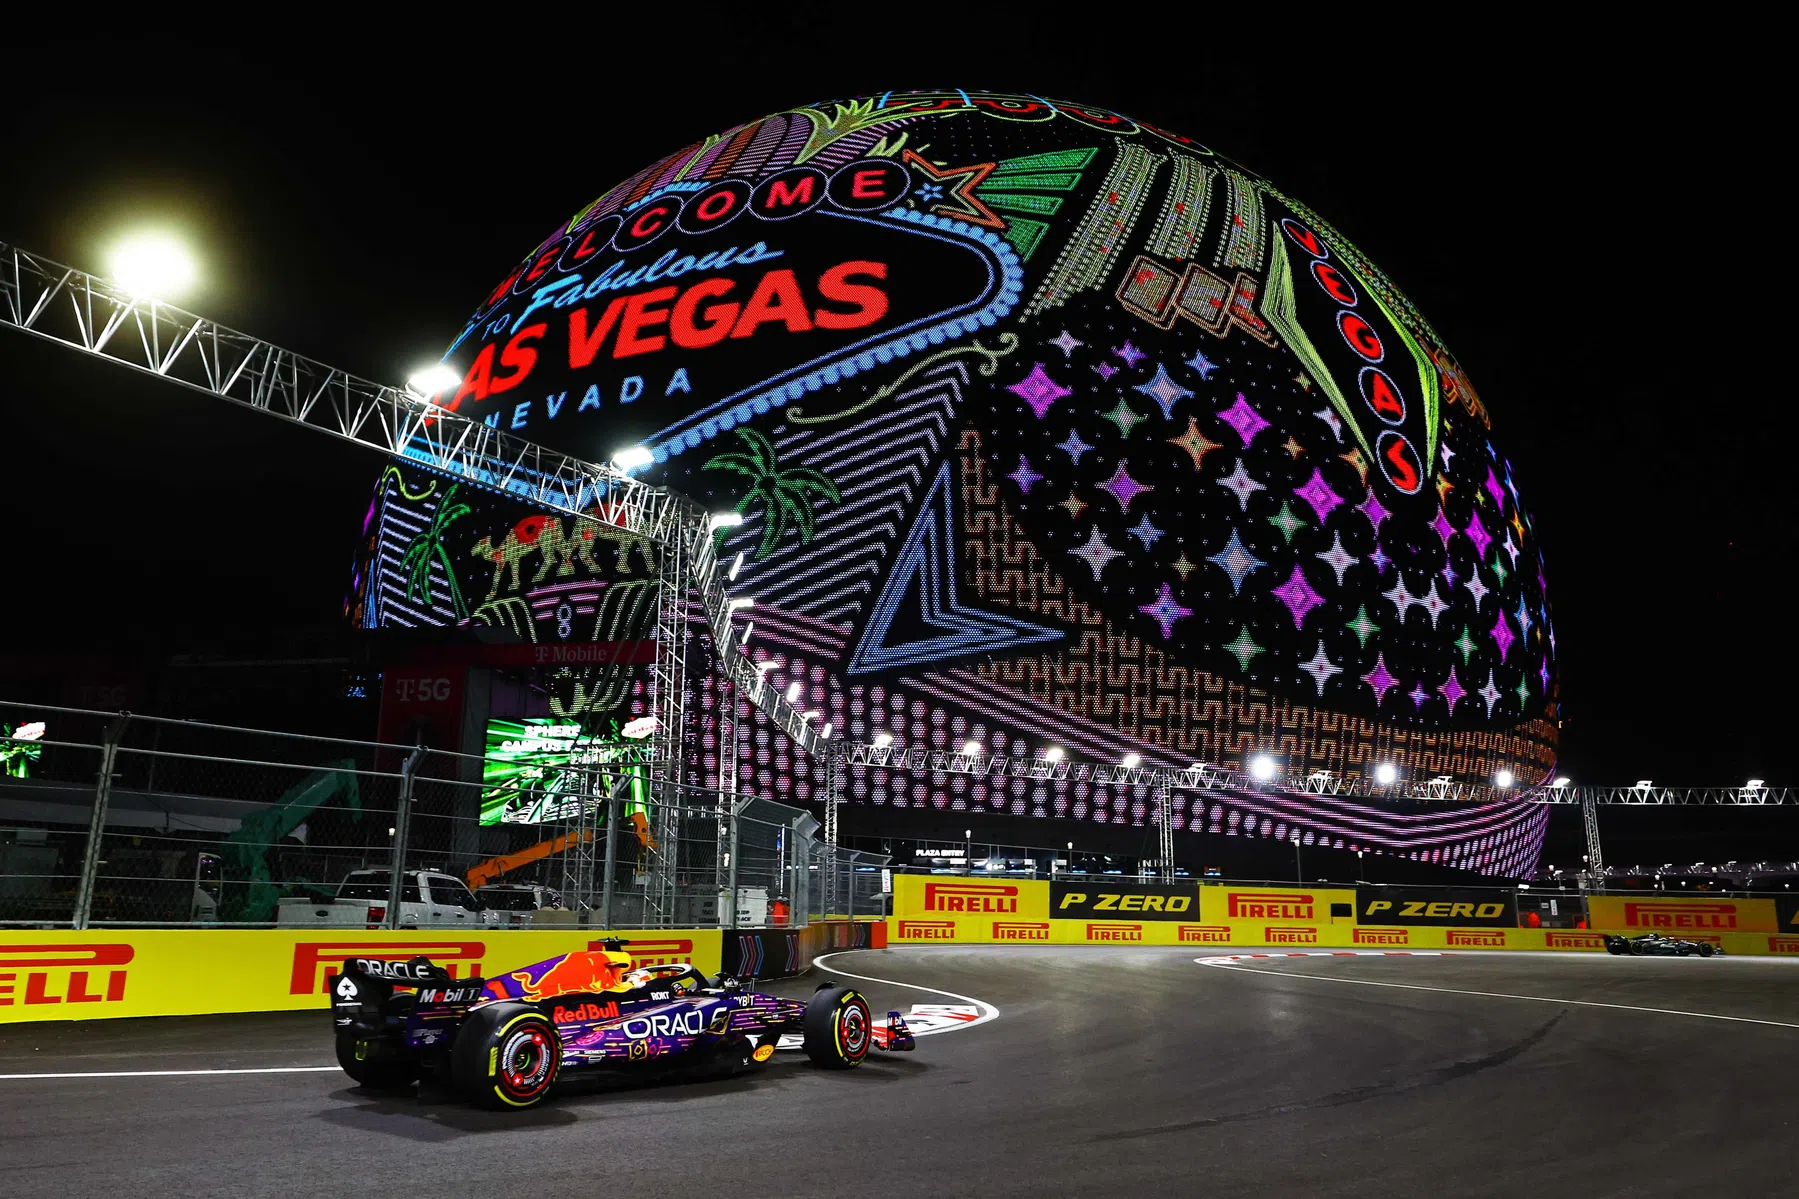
[
  {"left": 1295, "top": 371, "right": 1314, "bottom": 392},
  {"left": 1438, "top": 666, "right": 1467, "bottom": 713},
  {"left": 1339, "top": 446, "right": 1370, "bottom": 486},
  {"left": 1316, "top": 531, "right": 1358, "bottom": 585},
  {"left": 1503, "top": 531, "right": 1521, "bottom": 566},
  {"left": 1172, "top": 551, "right": 1197, "bottom": 579},
  {"left": 1368, "top": 545, "right": 1392, "bottom": 575},
  {"left": 1440, "top": 442, "right": 1456, "bottom": 470},
  {"left": 1491, "top": 611, "right": 1515, "bottom": 660},
  {"left": 1058, "top": 491, "right": 1088, "bottom": 520},
  {"left": 1514, "top": 675, "right": 1531, "bottom": 707},
  {"left": 1128, "top": 514, "right": 1165, "bottom": 550},
  {"left": 1057, "top": 429, "right": 1094, "bottom": 464},
  {"left": 1217, "top": 393, "right": 1271, "bottom": 445},
  {"left": 1224, "top": 626, "right": 1264, "bottom": 671},
  {"left": 1383, "top": 576, "right": 1420, "bottom": 621},
  {"left": 1266, "top": 500, "right": 1306, "bottom": 545},
  {"left": 1281, "top": 435, "right": 1305, "bottom": 459},
  {"left": 1092, "top": 362, "right": 1118, "bottom": 381},
  {"left": 1298, "top": 640, "right": 1341, "bottom": 695},
  {"left": 1207, "top": 530, "right": 1265, "bottom": 595},
  {"left": 1049, "top": 330, "right": 1084, "bottom": 358},
  {"left": 1006, "top": 362, "right": 1071, "bottom": 418},
  {"left": 1408, "top": 682, "right": 1431, "bottom": 709},
  {"left": 1185, "top": 350, "right": 1219, "bottom": 379},
  {"left": 1294, "top": 469, "right": 1344, "bottom": 523},
  {"left": 1099, "top": 461, "right": 1154, "bottom": 512},
  {"left": 1515, "top": 597, "right": 1533, "bottom": 641},
  {"left": 1216, "top": 459, "right": 1266, "bottom": 510},
  {"left": 1272, "top": 563, "right": 1323, "bottom": 627},
  {"left": 1484, "top": 467, "right": 1506, "bottom": 509},
  {"left": 1313, "top": 407, "right": 1343, "bottom": 442},
  {"left": 1454, "top": 626, "right": 1478, "bottom": 662},
  {"left": 1362, "top": 653, "right": 1400, "bottom": 705},
  {"left": 1070, "top": 526, "right": 1122, "bottom": 579},
  {"left": 1102, "top": 398, "right": 1147, "bottom": 438},
  {"left": 1539, "top": 658, "right": 1551, "bottom": 691},
  {"left": 1359, "top": 490, "right": 1391, "bottom": 531},
  {"left": 1168, "top": 418, "right": 1223, "bottom": 470},
  {"left": 1464, "top": 512, "right": 1493, "bottom": 559},
  {"left": 1133, "top": 363, "right": 1193, "bottom": 419},
  {"left": 1113, "top": 340, "right": 1147, "bottom": 368},
  {"left": 1007, "top": 456, "right": 1043, "bottom": 494},
  {"left": 1421, "top": 580, "right": 1453, "bottom": 629},
  {"left": 1477, "top": 669, "right": 1502, "bottom": 716},
  {"left": 1138, "top": 583, "right": 1193, "bottom": 639},
  {"left": 1346, "top": 605, "right": 1380, "bottom": 647},
  {"left": 1429, "top": 506, "right": 1457, "bottom": 548}
]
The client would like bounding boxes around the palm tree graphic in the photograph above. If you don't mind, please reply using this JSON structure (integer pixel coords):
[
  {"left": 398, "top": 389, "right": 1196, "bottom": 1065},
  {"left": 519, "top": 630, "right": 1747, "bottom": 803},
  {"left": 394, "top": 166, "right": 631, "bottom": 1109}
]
[
  {"left": 703, "top": 428, "right": 841, "bottom": 559},
  {"left": 400, "top": 483, "right": 472, "bottom": 618}
]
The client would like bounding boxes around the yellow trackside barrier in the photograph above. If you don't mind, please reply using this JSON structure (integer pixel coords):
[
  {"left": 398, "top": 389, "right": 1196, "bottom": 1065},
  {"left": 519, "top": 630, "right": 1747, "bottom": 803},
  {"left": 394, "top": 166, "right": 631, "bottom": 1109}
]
[{"left": 0, "top": 928, "right": 721, "bottom": 1024}]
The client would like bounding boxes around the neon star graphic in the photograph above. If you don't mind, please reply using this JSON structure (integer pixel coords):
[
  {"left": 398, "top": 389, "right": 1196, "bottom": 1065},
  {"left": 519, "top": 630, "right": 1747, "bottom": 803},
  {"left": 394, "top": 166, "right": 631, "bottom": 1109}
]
[
  {"left": 1172, "top": 551, "right": 1197, "bottom": 579},
  {"left": 1216, "top": 459, "right": 1265, "bottom": 510},
  {"left": 901, "top": 149, "right": 1003, "bottom": 228},
  {"left": 1503, "top": 531, "right": 1521, "bottom": 566},
  {"left": 1440, "top": 442, "right": 1456, "bottom": 470},
  {"left": 1128, "top": 514, "right": 1164, "bottom": 550},
  {"left": 1476, "top": 669, "right": 1502, "bottom": 716},
  {"left": 1362, "top": 653, "right": 1400, "bottom": 704},
  {"left": 1491, "top": 556, "right": 1510, "bottom": 587},
  {"left": 1282, "top": 435, "right": 1305, "bottom": 459},
  {"left": 1438, "top": 666, "right": 1467, "bottom": 714},
  {"left": 1359, "top": 490, "right": 1391, "bottom": 531},
  {"left": 1057, "top": 429, "right": 1094, "bottom": 464},
  {"left": 1133, "top": 363, "right": 1192, "bottom": 419},
  {"left": 1113, "top": 340, "right": 1147, "bottom": 368},
  {"left": 1049, "top": 330, "right": 1084, "bottom": 358},
  {"left": 1490, "top": 611, "right": 1515, "bottom": 660},
  {"left": 1070, "top": 526, "right": 1122, "bottom": 580},
  {"left": 1339, "top": 446, "right": 1369, "bottom": 486},
  {"left": 1168, "top": 418, "right": 1223, "bottom": 470},
  {"left": 1217, "top": 393, "right": 1271, "bottom": 445},
  {"left": 1419, "top": 581, "right": 1451, "bottom": 628},
  {"left": 1407, "top": 682, "right": 1431, "bottom": 709},
  {"left": 1272, "top": 563, "right": 1323, "bottom": 627},
  {"left": 1295, "top": 371, "right": 1314, "bottom": 392},
  {"left": 1266, "top": 500, "right": 1306, "bottom": 545},
  {"left": 1463, "top": 512, "right": 1493, "bottom": 559},
  {"left": 1058, "top": 491, "right": 1088, "bottom": 520},
  {"left": 1294, "top": 469, "right": 1344, "bottom": 523},
  {"left": 1006, "top": 362, "right": 1071, "bottom": 419},
  {"left": 1539, "top": 658, "right": 1551, "bottom": 691},
  {"left": 1007, "top": 456, "right": 1043, "bottom": 494},
  {"left": 1092, "top": 362, "right": 1118, "bottom": 381},
  {"left": 1368, "top": 545, "right": 1392, "bottom": 575},
  {"left": 1206, "top": 530, "right": 1265, "bottom": 595},
  {"left": 1185, "top": 350, "right": 1218, "bottom": 379},
  {"left": 1102, "top": 398, "right": 1147, "bottom": 438},
  {"left": 1484, "top": 467, "right": 1506, "bottom": 509},
  {"left": 1316, "top": 531, "right": 1358, "bottom": 585},
  {"left": 1346, "top": 605, "right": 1380, "bottom": 647},
  {"left": 1441, "top": 562, "right": 1459, "bottom": 588},
  {"left": 1435, "top": 474, "right": 1455, "bottom": 505},
  {"left": 1098, "top": 461, "right": 1153, "bottom": 512},
  {"left": 1223, "top": 626, "right": 1264, "bottom": 671},
  {"left": 1313, "top": 407, "right": 1343, "bottom": 442},
  {"left": 1453, "top": 626, "right": 1478, "bottom": 663},
  {"left": 1515, "top": 597, "right": 1533, "bottom": 641},
  {"left": 1514, "top": 675, "right": 1531, "bottom": 707},
  {"left": 1429, "top": 506, "right": 1457, "bottom": 548},
  {"left": 1298, "top": 640, "right": 1341, "bottom": 695},
  {"left": 1138, "top": 583, "right": 1193, "bottom": 640},
  {"left": 1383, "top": 576, "right": 1421, "bottom": 620}
]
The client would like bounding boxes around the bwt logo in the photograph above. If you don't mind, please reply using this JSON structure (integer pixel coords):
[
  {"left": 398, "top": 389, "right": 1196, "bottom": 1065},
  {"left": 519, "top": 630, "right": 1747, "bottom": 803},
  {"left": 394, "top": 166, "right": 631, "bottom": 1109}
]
[
  {"left": 1265, "top": 926, "right": 1318, "bottom": 944},
  {"left": 1546, "top": 931, "right": 1605, "bottom": 949},
  {"left": 0, "top": 943, "right": 133, "bottom": 1007},
  {"left": 589, "top": 938, "right": 694, "bottom": 966},
  {"left": 992, "top": 922, "right": 1050, "bottom": 941},
  {"left": 1353, "top": 928, "right": 1409, "bottom": 946},
  {"left": 923, "top": 883, "right": 1019, "bottom": 913},
  {"left": 291, "top": 941, "right": 485, "bottom": 995},
  {"left": 1085, "top": 923, "right": 1143, "bottom": 942},
  {"left": 1229, "top": 892, "right": 1315, "bottom": 919},
  {"left": 1446, "top": 929, "right": 1508, "bottom": 948},
  {"left": 896, "top": 920, "right": 956, "bottom": 940},
  {"left": 1622, "top": 902, "right": 1738, "bottom": 930},
  {"left": 1178, "top": 925, "right": 1233, "bottom": 944}
]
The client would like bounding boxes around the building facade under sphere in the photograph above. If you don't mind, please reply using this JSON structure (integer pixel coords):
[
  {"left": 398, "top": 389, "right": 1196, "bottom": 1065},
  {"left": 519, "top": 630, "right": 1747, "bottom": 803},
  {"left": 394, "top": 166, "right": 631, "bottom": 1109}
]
[{"left": 349, "top": 92, "right": 1555, "bottom": 876}]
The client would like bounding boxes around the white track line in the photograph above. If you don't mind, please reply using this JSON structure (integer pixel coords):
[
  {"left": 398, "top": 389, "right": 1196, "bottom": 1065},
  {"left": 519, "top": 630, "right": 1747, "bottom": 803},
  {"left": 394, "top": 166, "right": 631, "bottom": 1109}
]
[
  {"left": 813, "top": 950, "right": 1000, "bottom": 1035},
  {"left": 1195, "top": 958, "right": 1799, "bottom": 1031},
  {"left": 0, "top": 1066, "right": 340, "bottom": 1081}
]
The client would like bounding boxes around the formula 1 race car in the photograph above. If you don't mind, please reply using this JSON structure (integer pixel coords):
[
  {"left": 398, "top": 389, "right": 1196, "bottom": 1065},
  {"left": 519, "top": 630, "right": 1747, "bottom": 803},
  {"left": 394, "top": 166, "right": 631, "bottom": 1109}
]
[
  {"left": 1603, "top": 933, "right": 1723, "bottom": 958},
  {"left": 328, "top": 940, "right": 914, "bottom": 1109}
]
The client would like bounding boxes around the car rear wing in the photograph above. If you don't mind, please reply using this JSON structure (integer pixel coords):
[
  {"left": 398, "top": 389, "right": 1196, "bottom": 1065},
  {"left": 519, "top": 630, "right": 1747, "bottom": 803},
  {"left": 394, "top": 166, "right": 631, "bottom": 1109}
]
[{"left": 328, "top": 957, "right": 490, "bottom": 1030}]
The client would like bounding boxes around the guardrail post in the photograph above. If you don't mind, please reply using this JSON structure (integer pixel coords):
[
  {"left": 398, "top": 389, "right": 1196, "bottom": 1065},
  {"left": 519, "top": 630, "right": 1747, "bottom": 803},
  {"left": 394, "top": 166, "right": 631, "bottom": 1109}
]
[
  {"left": 72, "top": 713, "right": 130, "bottom": 930},
  {"left": 599, "top": 778, "right": 621, "bottom": 928},
  {"left": 386, "top": 745, "right": 426, "bottom": 930}
]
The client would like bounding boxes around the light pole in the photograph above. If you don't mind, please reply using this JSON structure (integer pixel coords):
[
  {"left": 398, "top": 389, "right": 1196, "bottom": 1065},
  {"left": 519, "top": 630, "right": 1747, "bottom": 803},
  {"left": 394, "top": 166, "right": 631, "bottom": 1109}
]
[
  {"left": 1356, "top": 849, "right": 1364, "bottom": 883},
  {"left": 965, "top": 828, "right": 972, "bottom": 876},
  {"left": 1293, "top": 834, "right": 1303, "bottom": 883}
]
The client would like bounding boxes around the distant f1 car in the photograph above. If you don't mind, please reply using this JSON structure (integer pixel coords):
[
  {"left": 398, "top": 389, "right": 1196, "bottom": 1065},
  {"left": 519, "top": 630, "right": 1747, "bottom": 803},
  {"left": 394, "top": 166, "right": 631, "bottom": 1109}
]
[
  {"left": 1603, "top": 933, "right": 1722, "bottom": 957},
  {"left": 329, "top": 939, "right": 914, "bottom": 1109}
]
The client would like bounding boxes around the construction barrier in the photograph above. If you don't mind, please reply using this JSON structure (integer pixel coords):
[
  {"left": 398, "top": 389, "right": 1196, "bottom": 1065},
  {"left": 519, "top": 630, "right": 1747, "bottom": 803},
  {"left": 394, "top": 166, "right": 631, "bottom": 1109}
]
[
  {"left": 0, "top": 928, "right": 721, "bottom": 1024},
  {"left": 888, "top": 877, "right": 1799, "bottom": 957}
]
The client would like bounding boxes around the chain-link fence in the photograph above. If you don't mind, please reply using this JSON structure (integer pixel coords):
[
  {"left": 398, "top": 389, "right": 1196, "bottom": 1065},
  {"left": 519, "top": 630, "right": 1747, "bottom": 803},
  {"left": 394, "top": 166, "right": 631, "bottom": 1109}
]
[{"left": 0, "top": 700, "right": 884, "bottom": 930}]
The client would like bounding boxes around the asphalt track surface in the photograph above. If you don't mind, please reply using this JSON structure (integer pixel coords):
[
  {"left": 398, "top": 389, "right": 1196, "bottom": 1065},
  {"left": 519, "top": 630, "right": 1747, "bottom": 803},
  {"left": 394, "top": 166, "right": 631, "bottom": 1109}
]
[{"left": 4, "top": 948, "right": 1796, "bottom": 1198}]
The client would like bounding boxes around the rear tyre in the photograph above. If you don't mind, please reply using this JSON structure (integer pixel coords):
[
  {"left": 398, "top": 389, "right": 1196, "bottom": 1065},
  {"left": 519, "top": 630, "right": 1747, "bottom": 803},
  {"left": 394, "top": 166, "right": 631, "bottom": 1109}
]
[
  {"left": 1698, "top": 943, "right": 1717, "bottom": 958},
  {"left": 451, "top": 1002, "right": 561, "bottom": 1110},
  {"left": 335, "top": 1030, "right": 418, "bottom": 1090},
  {"left": 803, "top": 984, "right": 872, "bottom": 1070}
]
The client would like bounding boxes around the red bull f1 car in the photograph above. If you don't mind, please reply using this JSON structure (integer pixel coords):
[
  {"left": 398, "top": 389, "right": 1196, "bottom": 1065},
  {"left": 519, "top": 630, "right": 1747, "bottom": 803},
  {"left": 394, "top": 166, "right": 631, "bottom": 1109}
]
[
  {"left": 328, "top": 939, "right": 915, "bottom": 1109},
  {"left": 1603, "top": 933, "right": 1723, "bottom": 957}
]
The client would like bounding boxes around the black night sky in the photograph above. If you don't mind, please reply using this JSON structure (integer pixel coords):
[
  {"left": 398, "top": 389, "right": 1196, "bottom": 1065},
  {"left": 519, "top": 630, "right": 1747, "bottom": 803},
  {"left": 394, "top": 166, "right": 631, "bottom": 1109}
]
[{"left": 1, "top": 28, "right": 1790, "bottom": 856}]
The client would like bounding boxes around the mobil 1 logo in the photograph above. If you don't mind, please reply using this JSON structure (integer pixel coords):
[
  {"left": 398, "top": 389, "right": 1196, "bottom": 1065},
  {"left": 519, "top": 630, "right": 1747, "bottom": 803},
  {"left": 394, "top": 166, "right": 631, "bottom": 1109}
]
[{"left": 1051, "top": 882, "right": 1198, "bottom": 921}]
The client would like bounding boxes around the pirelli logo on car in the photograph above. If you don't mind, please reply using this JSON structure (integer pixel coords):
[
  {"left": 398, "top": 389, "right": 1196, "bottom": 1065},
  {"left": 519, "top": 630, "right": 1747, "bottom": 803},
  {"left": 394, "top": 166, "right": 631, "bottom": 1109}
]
[
  {"left": 1265, "top": 926, "right": 1318, "bottom": 945},
  {"left": 895, "top": 920, "right": 957, "bottom": 940},
  {"left": 1352, "top": 927, "right": 1409, "bottom": 946},
  {"left": 1229, "top": 892, "right": 1314, "bottom": 920},
  {"left": 1545, "top": 931, "right": 1606, "bottom": 950},
  {"left": 1177, "top": 925, "right": 1233, "bottom": 944},
  {"left": 922, "top": 883, "right": 1019, "bottom": 914},
  {"left": 991, "top": 922, "right": 1050, "bottom": 941},
  {"left": 1445, "top": 929, "right": 1508, "bottom": 948},
  {"left": 290, "top": 940, "right": 485, "bottom": 995},
  {"left": 1768, "top": 936, "right": 1799, "bottom": 954},
  {"left": 1085, "top": 923, "right": 1143, "bottom": 942}
]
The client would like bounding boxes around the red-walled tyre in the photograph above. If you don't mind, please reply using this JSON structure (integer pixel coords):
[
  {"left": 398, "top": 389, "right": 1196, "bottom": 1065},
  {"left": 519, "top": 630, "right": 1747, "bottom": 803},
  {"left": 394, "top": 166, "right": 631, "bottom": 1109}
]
[
  {"left": 803, "top": 985, "right": 872, "bottom": 1069},
  {"left": 452, "top": 1003, "right": 562, "bottom": 1109}
]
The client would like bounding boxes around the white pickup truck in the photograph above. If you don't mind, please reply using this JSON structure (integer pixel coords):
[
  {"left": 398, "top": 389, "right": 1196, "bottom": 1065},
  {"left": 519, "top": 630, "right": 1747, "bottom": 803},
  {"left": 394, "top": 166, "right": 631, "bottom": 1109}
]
[{"left": 275, "top": 869, "right": 490, "bottom": 928}]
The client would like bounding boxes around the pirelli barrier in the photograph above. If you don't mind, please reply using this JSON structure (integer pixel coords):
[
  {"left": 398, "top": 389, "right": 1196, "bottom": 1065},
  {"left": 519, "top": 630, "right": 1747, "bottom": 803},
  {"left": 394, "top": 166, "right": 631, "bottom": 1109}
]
[{"left": 888, "top": 876, "right": 1799, "bottom": 957}]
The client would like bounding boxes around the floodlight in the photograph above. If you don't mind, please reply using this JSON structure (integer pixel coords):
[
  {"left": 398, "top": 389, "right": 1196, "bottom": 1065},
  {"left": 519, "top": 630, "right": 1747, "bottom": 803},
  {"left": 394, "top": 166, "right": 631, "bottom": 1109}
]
[
  {"left": 1188, "top": 762, "right": 1209, "bottom": 772},
  {"left": 738, "top": 621, "right": 753, "bottom": 646},
  {"left": 1635, "top": 779, "right": 1653, "bottom": 789},
  {"left": 108, "top": 231, "right": 196, "bottom": 299},
  {"left": 962, "top": 740, "right": 983, "bottom": 756},
  {"left": 1747, "top": 779, "right": 1765, "bottom": 790},
  {"left": 727, "top": 597, "right": 754, "bottom": 613},
  {"left": 820, "top": 723, "right": 833, "bottom": 740},
  {"left": 1121, "top": 753, "right": 1141, "bottom": 769},
  {"left": 872, "top": 732, "right": 893, "bottom": 748},
  {"left": 611, "top": 446, "right": 654, "bottom": 470},
  {"left": 709, "top": 512, "right": 744, "bottom": 531},
  {"left": 406, "top": 364, "right": 461, "bottom": 396},
  {"left": 754, "top": 658, "right": 777, "bottom": 674},
  {"left": 785, "top": 681, "right": 802, "bottom": 703},
  {"left": 1045, "top": 747, "right": 1065, "bottom": 762},
  {"left": 1248, "top": 755, "right": 1277, "bottom": 781},
  {"left": 1495, "top": 769, "right": 1515, "bottom": 788},
  {"left": 728, "top": 552, "right": 745, "bottom": 581},
  {"left": 1374, "top": 762, "right": 1398, "bottom": 786},
  {"left": 800, "top": 710, "right": 821, "bottom": 721},
  {"left": 1552, "top": 777, "right": 1571, "bottom": 788}
]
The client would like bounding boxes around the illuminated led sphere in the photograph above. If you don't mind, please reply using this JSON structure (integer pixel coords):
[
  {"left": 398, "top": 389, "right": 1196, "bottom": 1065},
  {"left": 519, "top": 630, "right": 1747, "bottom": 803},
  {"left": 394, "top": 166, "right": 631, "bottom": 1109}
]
[{"left": 365, "top": 93, "right": 1558, "bottom": 875}]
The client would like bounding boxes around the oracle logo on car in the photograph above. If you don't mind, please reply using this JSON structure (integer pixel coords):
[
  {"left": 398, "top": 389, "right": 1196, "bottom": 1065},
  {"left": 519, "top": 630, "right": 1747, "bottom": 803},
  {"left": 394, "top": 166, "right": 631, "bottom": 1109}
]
[
  {"left": 1178, "top": 926, "right": 1233, "bottom": 944},
  {"left": 1445, "top": 929, "right": 1508, "bottom": 948},
  {"left": 923, "top": 883, "right": 1019, "bottom": 914},
  {"left": 1229, "top": 892, "right": 1314, "bottom": 920},
  {"left": 1545, "top": 931, "right": 1606, "bottom": 950},
  {"left": 896, "top": 920, "right": 957, "bottom": 940},
  {"left": 1352, "top": 928, "right": 1408, "bottom": 946},
  {"left": 1086, "top": 923, "right": 1144, "bottom": 942},
  {"left": 1265, "top": 926, "right": 1318, "bottom": 945},
  {"left": 992, "top": 922, "right": 1050, "bottom": 941},
  {"left": 1621, "top": 902, "right": 1737, "bottom": 931},
  {"left": 0, "top": 943, "right": 133, "bottom": 1007},
  {"left": 290, "top": 941, "right": 485, "bottom": 995}
]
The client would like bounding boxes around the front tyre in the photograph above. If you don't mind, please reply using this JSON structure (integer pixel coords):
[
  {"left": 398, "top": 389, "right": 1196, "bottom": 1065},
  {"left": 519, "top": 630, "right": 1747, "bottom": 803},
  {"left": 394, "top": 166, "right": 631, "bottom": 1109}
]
[
  {"left": 1698, "top": 943, "right": 1717, "bottom": 958},
  {"left": 803, "top": 984, "right": 872, "bottom": 1070},
  {"left": 451, "top": 1003, "right": 562, "bottom": 1110},
  {"left": 334, "top": 1030, "right": 417, "bottom": 1090}
]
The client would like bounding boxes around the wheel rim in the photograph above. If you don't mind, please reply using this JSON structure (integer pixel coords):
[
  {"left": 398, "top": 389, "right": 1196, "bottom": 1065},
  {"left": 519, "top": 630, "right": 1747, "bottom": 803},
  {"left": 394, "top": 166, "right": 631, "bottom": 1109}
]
[
  {"left": 840, "top": 1002, "right": 869, "bottom": 1057},
  {"left": 500, "top": 1027, "right": 555, "bottom": 1097}
]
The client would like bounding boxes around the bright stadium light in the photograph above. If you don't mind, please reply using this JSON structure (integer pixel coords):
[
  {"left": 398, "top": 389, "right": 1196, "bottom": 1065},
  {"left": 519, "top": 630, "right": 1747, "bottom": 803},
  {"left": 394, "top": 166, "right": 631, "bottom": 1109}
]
[
  {"left": 1746, "top": 779, "right": 1765, "bottom": 790},
  {"left": 1189, "top": 762, "right": 1209, "bottom": 772},
  {"left": 406, "top": 364, "right": 461, "bottom": 396},
  {"left": 611, "top": 446, "right": 654, "bottom": 471},
  {"left": 728, "top": 552, "right": 745, "bottom": 582},
  {"left": 785, "top": 681, "right": 802, "bottom": 703},
  {"left": 800, "top": 710, "right": 821, "bottom": 721},
  {"left": 1635, "top": 779, "right": 1653, "bottom": 789},
  {"left": 727, "top": 597, "right": 754, "bottom": 613},
  {"left": 1552, "top": 777, "right": 1571, "bottom": 788},
  {"left": 1374, "top": 762, "right": 1398, "bottom": 786},
  {"left": 709, "top": 512, "right": 744, "bottom": 531},
  {"left": 962, "top": 740, "right": 983, "bottom": 756},
  {"left": 1495, "top": 769, "right": 1515, "bottom": 788},
  {"left": 820, "top": 723, "right": 833, "bottom": 740},
  {"left": 1248, "top": 755, "right": 1277, "bottom": 781},
  {"left": 872, "top": 732, "right": 893, "bottom": 748},
  {"left": 108, "top": 231, "right": 196, "bottom": 299},
  {"left": 1045, "top": 746, "right": 1065, "bottom": 762},
  {"left": 1121, "top": 753, "right": 1141, "bottom": 769},
  {"left": 754, "top": 658, "right": 777, "bottom": 674}
]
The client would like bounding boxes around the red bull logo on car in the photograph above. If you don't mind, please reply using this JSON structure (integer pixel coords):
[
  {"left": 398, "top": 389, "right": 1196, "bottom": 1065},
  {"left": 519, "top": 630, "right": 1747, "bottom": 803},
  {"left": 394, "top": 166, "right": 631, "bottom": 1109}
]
[{"left": 490, "top": 949, "right": 632, "bottom": 1002}]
